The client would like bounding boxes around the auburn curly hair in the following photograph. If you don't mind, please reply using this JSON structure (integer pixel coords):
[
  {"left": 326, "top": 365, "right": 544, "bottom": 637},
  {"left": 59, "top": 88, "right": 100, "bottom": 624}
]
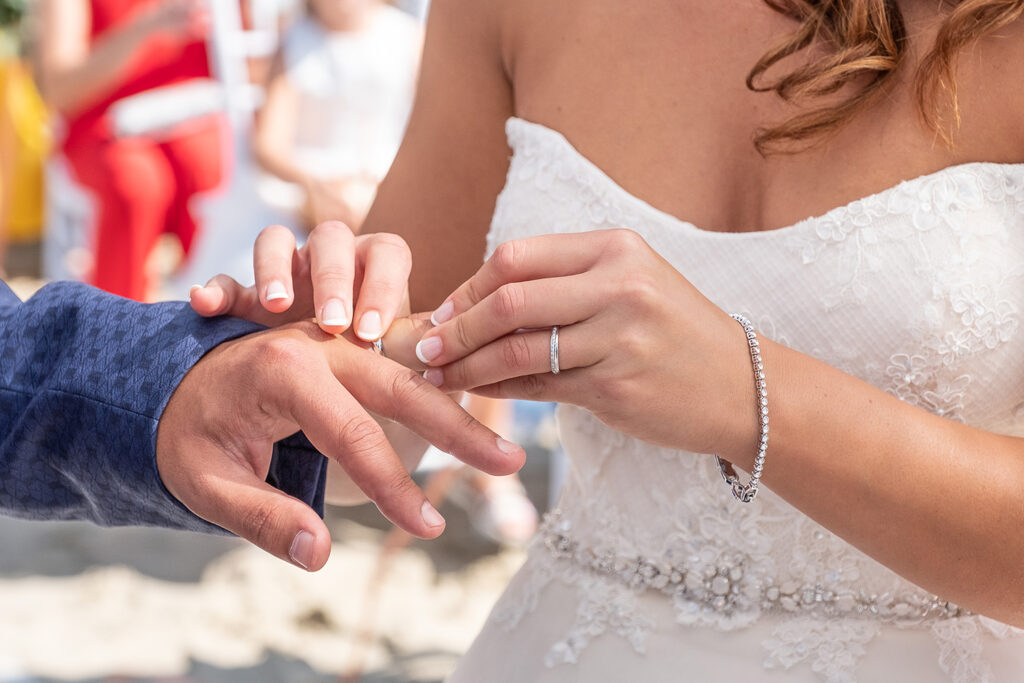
[{"left": 749, "top": 0, "right": 1024, "bottom": 154}]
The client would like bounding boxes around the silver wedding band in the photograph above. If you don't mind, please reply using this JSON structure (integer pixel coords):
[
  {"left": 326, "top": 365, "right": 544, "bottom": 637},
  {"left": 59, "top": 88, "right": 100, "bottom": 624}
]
[
  {"left": 550, "top": 326, "right": 560, "bottom": 374},
  {"left": 371, "top": 338, "right": 385, "bottom": 357}
]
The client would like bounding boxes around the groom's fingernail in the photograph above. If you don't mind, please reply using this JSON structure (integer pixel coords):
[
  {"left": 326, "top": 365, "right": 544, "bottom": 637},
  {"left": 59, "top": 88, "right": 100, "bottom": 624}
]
[
  {"left": 288, "top": 530, "right": 315, "bottom": 570},
  {"left": 320, "top": 298, "right": 349, "bottom": 327},
  {"left": 415, "top": 337, "right": 443, "bottom": 364},
  {"left": 357, "top": 310, "right": 383, "bottom": 340},
  {"left": 266, "top": 280, "right": 288, "bottom": 301},
  {"left": 421, "top": 501, "right": 445, "bottom": 529},
  {"left": 430, "top": 301, "right": 454, "bottom": 326}
]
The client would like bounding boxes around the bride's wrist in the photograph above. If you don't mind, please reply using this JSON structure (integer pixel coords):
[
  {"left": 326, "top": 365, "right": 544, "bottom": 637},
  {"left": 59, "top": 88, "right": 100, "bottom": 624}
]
[{"left": 714, "top": 328, "right": 776, "bottom": 474}]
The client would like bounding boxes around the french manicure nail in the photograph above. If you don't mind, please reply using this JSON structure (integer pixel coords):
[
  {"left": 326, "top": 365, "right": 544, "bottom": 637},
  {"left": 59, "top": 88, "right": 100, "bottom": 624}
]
[
  {"left": 430, "top": 300, "right": 454, "bottom": 326},
  {"left": 320, "top": 298, "right": 349, "bottom": 327},
  {"left": 288, "top": 530, "right": 315, "bottom": 570},
  {"left": 188, "top": 284, "right": 203, "bottom": 300},
  {"left": 423, "top": 368, "right": 444, "bottom": 387},
  {"left": 496, "top": 437, "right": 522, "bottom": 454},
  {"left": 357, "top": 310, "right": 383, "bottom": 340},
  {"left": 415, "top": 337, "right": 443, "bottom": 364},
  {"left": 266, "top": 280, "right": 288, "bottom": 301},
  {"left": 421, "top": 501, "right": 445, "bottom": 529}
]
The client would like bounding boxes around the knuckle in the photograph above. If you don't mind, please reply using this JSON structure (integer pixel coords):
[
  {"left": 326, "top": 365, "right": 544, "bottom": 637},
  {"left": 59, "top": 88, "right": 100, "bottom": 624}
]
[
  {"left": 370, "top": 232, "right": 412, "bottom": 257},
  {"left": 313, "top": 220, "right": 353, "bottom": 239},
  {"left": 492, "top": 283, "right": 526, "bottom": 323},
  {"left": 515, "top": 373, "right": 547, "bottom": 399},
  {"left": 602, "top": 228, "right": 647, "bottom": 260},
  {"left": 254, "top": 335, "right": 307, "bottom": 368},
  {"left": 337, "top": 415, "right": 386, "bottom": 457},
  {"left": 362, "top": 276, "right": 403, "bottom": 298},
  {"left": 490, "top": 240, "right": 522, "bottom": 277},
  {"left": 240, "top": 499, "right": 278, "bottom": 549},
  {"left": 442, "top": 360, "right": 470, "bottom": 389},
  {"left": 463, "top": 278, "right": 486, "bottom": 307},
  {"left": 453, "top": 315, "right": 476, "bottom": 352},
  {"left": 501, "top": 334, "right": 533, "bottom": 370},
  {"left": 610, "top": 228, "right": 645, "bottom": 249},
  {"left": 375, "top": 468, "right": 417, "bottom": 503},
  {"left": 432, "top": 406, "right": 480, "bottom": 455},
  {"left": 619, "top": 274, "right": 659, "bottom": 307},
  {"left": 312, "top": 263, "right": 353, "bottom": 283},
  {"left": 383, "top": 371, "right": 431, "bottom": 419}
]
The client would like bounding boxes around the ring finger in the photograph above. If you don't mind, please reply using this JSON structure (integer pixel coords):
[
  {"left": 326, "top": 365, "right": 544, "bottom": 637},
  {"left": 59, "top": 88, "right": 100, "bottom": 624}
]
[
  {"left": 424, "top": 323, "right": 601, "bottom": 391},
  {"left": 416, "top": 274, "right": 605, "bottom": 367}
]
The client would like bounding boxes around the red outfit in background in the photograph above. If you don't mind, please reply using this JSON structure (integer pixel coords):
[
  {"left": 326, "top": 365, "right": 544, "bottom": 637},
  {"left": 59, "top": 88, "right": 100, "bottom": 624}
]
[{"left": 62, "top": 0, "right": 227, "bottom": 300}]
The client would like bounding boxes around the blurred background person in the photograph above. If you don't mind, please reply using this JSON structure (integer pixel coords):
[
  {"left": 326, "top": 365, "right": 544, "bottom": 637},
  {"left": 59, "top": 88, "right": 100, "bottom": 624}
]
[
  {"left": 254, "top": 0, "right": 420, "bottom": 232},
  {"left": 35, "top": 0, "right": 227, "bottom": 301}
]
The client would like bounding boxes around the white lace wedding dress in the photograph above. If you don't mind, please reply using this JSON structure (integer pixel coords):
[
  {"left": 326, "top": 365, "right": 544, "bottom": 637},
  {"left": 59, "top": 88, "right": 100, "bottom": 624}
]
[{"left": 446, "top": 118, "right": 1024, "bottom": 683}]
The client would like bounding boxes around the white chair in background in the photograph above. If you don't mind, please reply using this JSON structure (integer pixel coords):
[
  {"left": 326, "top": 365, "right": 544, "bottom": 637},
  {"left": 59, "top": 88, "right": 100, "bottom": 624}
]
[{"left": 166, "top": 0, "right": 300, "bottom": 298}]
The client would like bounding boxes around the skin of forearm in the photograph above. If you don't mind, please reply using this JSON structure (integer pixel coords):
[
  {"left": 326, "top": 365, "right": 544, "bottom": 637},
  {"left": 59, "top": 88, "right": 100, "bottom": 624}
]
[
  {"left": 739, "top": 339, "right": 1024, "bottom": 626},
  {"left": 41, "top": 21, "right": 151, "bottom": 115}
]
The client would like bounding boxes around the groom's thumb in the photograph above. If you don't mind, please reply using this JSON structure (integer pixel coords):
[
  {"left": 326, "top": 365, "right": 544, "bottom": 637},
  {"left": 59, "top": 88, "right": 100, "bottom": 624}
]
[{"left": 164, "top": 448, "right": 333, "bottom": 571}]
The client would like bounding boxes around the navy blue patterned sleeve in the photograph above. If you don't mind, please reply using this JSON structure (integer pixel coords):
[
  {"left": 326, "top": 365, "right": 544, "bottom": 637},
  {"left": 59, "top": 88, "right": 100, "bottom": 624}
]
[{"left": 0, "top": 281, "right": 328, "bottom": 533}]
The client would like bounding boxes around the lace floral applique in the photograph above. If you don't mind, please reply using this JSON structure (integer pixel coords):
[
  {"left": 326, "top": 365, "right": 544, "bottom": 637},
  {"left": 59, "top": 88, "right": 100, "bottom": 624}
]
[
  {"left": 763, "top": 617, "right": 880, "bottom": 683},
  {"left": 544, "top": 574, "right": 655, "bottom": 667},
  {"left": 932, "top": 617, "right": 992, "bottom": 683}
]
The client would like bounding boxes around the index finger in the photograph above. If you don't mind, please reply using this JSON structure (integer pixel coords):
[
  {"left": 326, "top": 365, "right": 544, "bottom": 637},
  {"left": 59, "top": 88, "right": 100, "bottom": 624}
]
[{"left": 428, "top": 232, "right": 612, "bottom": 326}]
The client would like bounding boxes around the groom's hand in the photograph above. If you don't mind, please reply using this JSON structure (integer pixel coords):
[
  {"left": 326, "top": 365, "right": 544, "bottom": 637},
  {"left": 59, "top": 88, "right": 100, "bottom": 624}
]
[{"left": 155, "top": 321, "right": 525, "bottom": 572}]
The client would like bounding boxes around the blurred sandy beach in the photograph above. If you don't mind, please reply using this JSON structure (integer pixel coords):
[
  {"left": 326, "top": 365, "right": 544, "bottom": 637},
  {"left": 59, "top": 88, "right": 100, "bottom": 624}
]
[{"left": 0, "top": 455, "right": 553, "bottom": 683}]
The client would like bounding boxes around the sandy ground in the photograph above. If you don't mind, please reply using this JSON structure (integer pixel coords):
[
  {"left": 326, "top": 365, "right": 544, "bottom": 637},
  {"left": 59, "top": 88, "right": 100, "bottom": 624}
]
[
  {"left": 0, "top": 467, "right": 553, "bottom": 683},
  {"left": 1, "top": 251, "right": 559, "bottom": 682}
]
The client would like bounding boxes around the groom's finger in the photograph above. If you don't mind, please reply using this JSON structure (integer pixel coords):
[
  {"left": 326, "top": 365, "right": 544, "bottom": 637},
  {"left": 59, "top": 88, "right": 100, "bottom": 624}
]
[
  {"left": 334, "top": 350, "right": 526, "bottom": 477},
  {"left": 253, "top": 224, "right": 298, "bottom": 313},
  {"left": 308, "top": 221, "right": 357, "bottom": 335},
  {"left": 284, "top": 357, "right": 448, "bottom": 539},
  {"left": 351, "top": 232, "right": 413, "bottom": 341}
]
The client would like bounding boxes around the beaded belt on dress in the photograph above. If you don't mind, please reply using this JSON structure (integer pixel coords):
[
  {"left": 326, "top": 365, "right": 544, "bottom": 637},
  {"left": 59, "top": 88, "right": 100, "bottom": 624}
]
[{"left": 539, "top": 510, "right": 967, "bottom": 622}]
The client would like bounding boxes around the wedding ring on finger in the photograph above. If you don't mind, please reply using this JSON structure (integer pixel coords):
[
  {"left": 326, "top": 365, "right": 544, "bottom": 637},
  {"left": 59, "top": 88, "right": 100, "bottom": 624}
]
[
  {"left": 371, "top": 338, "right": 385, "bottom": 357},
  {"left": 550, "top": 326, "right": 561, "bottom": 375}
]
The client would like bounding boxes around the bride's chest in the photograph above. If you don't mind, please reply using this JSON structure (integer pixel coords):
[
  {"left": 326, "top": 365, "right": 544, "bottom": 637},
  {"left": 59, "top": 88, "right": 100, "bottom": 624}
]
[{"left": 506, "top": 1, "right": 1024, "bottom": 235}]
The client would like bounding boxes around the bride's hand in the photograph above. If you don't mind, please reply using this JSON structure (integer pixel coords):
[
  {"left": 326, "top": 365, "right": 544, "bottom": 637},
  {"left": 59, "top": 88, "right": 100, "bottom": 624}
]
[
  {"left": 189, "top": 221, "right": 412, "bottom": 341},
  {"left": 415, "top": 229, "right": 763, "bottom": 459}
]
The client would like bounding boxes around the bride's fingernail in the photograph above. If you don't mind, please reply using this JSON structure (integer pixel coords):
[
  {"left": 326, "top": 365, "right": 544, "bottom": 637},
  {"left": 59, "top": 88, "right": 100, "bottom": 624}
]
[
  {"left": 320, "top": 298, "right": 349, "bottom": 327},
  {"left": 357, "top": 310, "right": 383, "bottom": 340},
  {"left": 430, "top": 301, "right": 454, "bottom": 326},
  {"left": 421, "top": 501, "right": 445, "bottom": 529},
  {"left": 496, "top": 438, "right": 522, "bottom": 454},
  {"left": 423, "top": 368, "right": 444, "bottom": 387},
  {"left": 288, "top": 530, "right": 315, "bottom": 570},
  {"left": 188, "top": 284, "right": 203, "bottom": 301},
  {"left": 266, "top": 280, "right": 288, "bottom": 301},
  {"left": 416, "top": 337, "right": 443, "bottom": 364}
]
